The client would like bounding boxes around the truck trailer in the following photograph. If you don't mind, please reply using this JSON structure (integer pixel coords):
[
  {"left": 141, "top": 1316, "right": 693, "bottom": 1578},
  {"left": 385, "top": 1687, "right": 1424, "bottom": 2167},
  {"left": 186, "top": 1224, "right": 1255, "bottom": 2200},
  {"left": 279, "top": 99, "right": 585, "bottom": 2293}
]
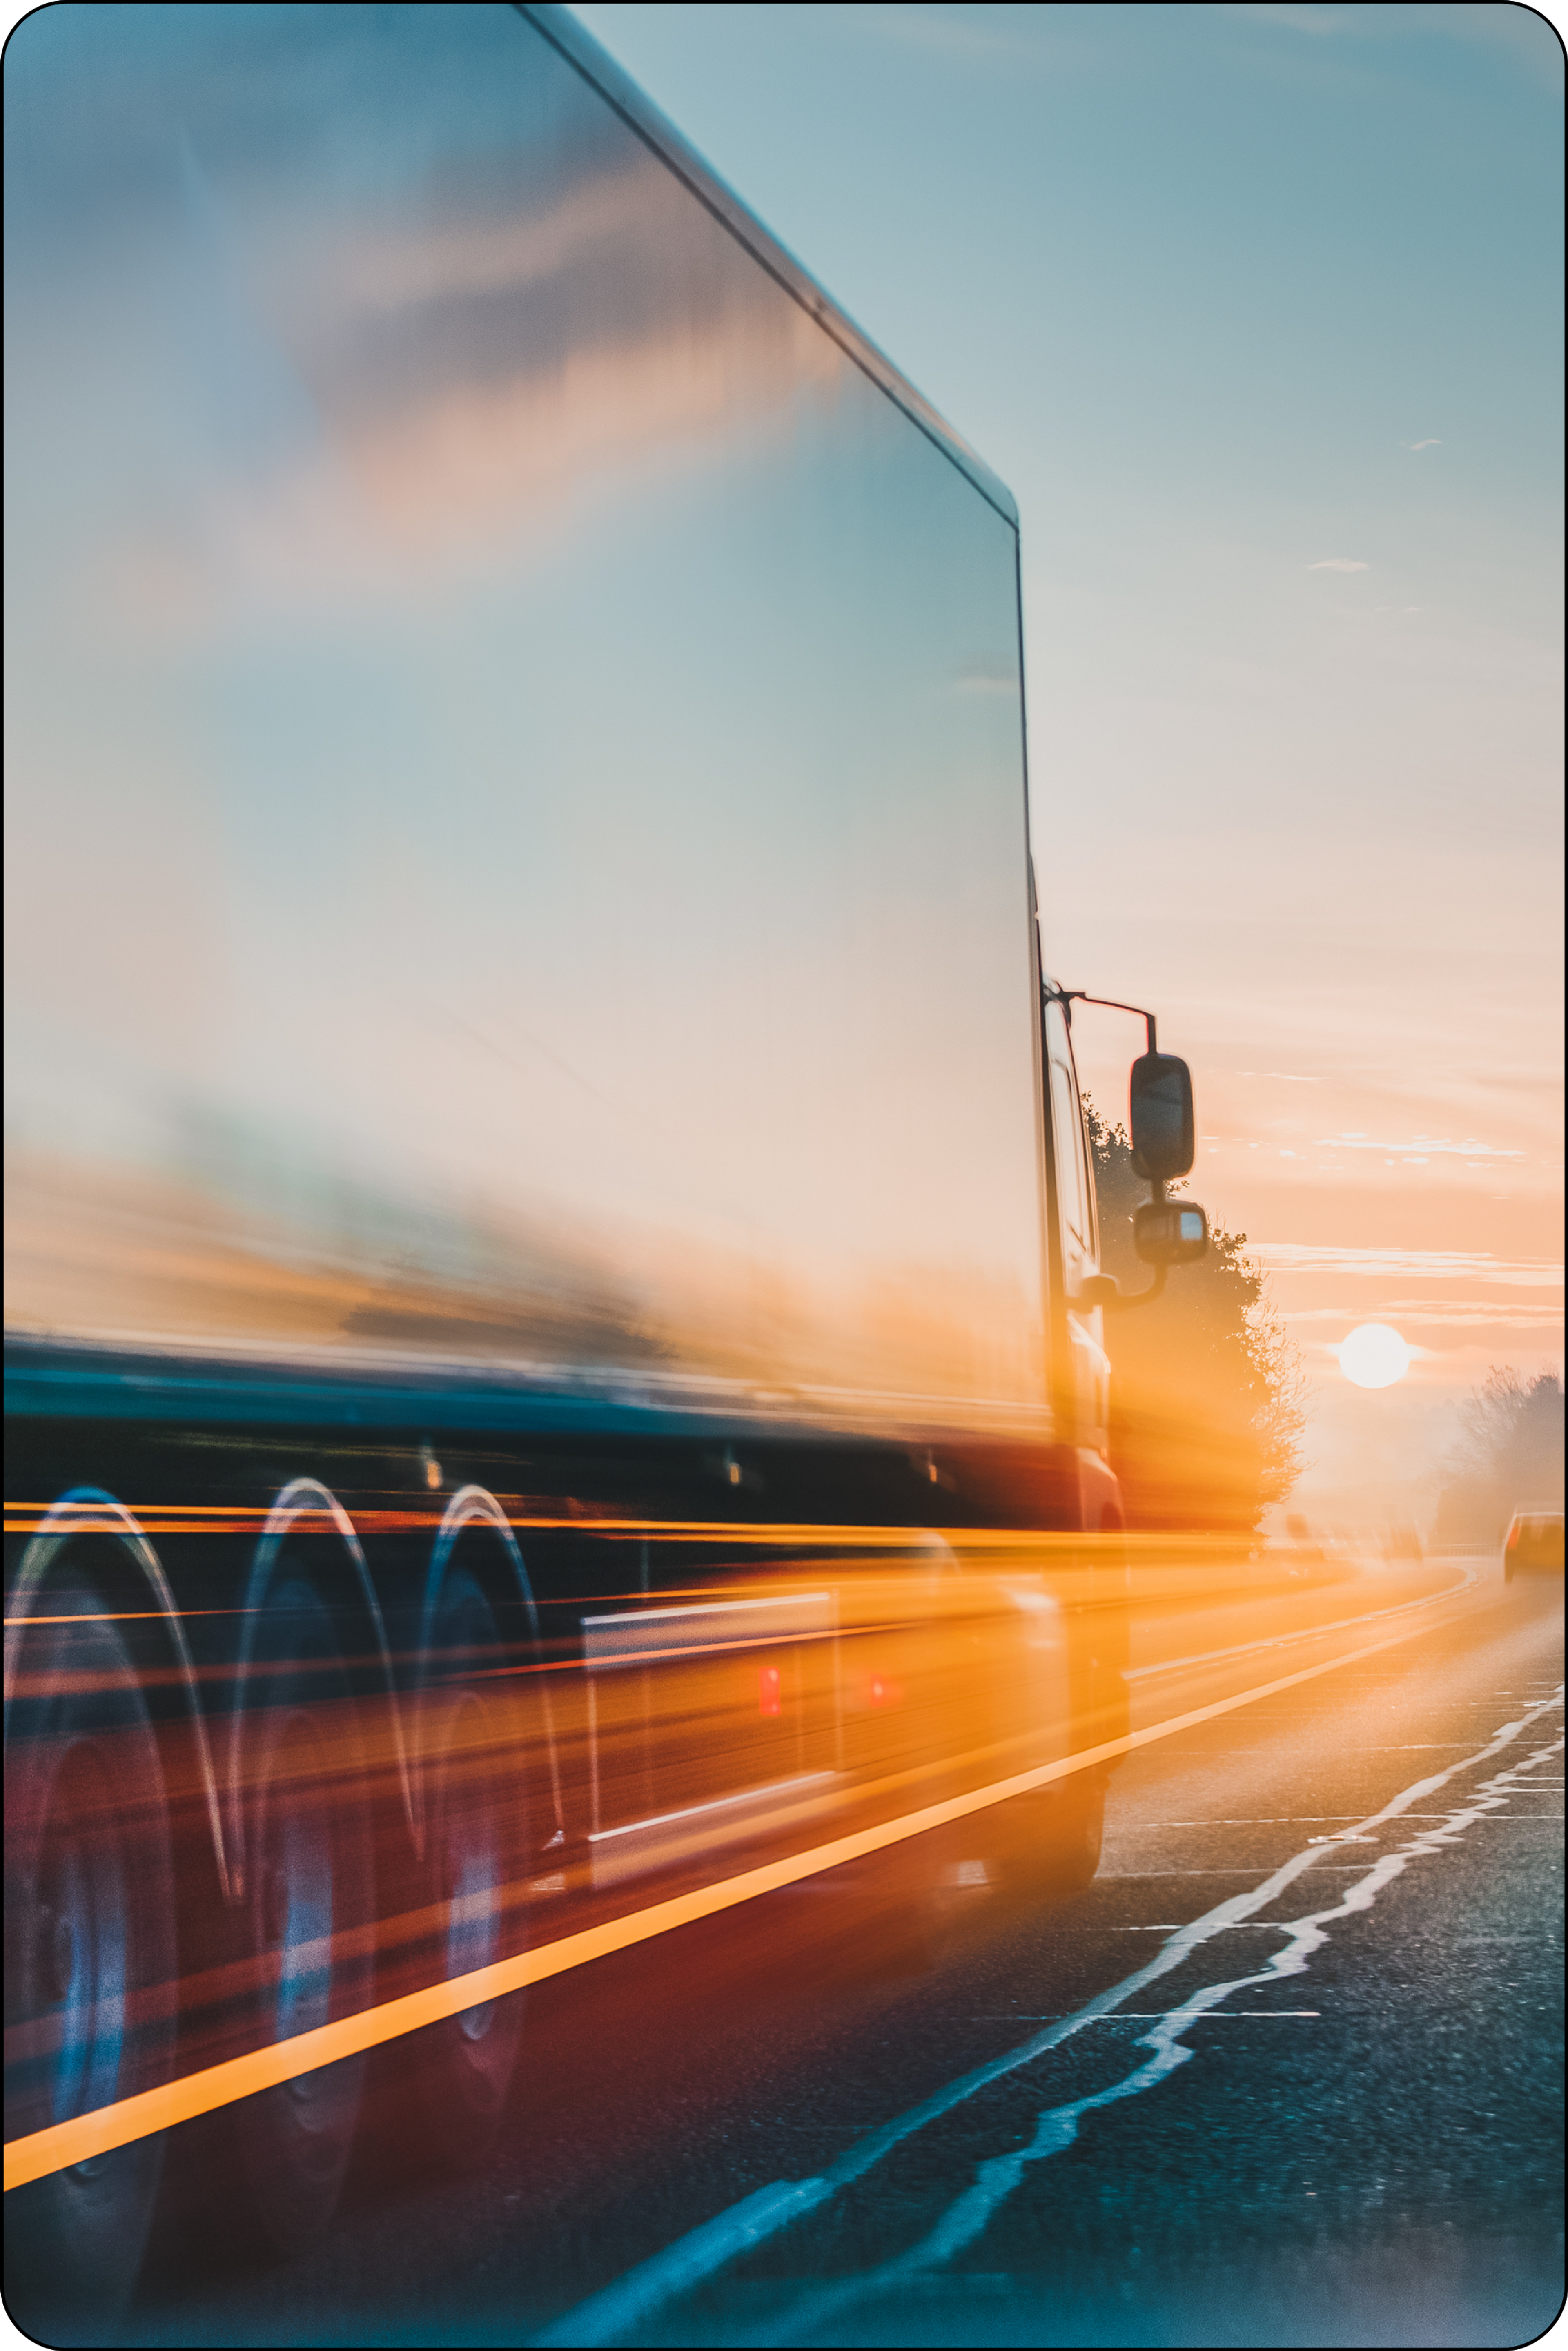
[{"left": 3, "top": 5, "right": 1207, "bottom": 2331}]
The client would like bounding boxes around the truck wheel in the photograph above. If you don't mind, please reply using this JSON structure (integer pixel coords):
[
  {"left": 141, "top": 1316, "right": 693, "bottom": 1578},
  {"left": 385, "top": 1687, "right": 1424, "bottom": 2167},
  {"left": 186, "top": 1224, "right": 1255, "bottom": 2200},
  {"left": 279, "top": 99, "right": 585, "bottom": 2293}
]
[
  {"left": 411, "top": 1570, "right": 525, "bottom": 2167},
  {"left": 991, "top": 1772, "right": 1107, "bottom": 1902},
  {"left": 4, "top": 1606, "right": 177, "bottom": 2343},
  {"left": 230, "top": 1580, "right": 374, "bottom": 2251}
]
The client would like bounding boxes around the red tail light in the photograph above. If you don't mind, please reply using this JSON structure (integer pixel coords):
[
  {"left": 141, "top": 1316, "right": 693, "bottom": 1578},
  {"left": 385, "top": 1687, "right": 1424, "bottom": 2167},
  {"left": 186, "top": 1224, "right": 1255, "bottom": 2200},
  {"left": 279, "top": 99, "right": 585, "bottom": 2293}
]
[{"left": 758, "top": 1665, "right": 781, "bottom": 1716}]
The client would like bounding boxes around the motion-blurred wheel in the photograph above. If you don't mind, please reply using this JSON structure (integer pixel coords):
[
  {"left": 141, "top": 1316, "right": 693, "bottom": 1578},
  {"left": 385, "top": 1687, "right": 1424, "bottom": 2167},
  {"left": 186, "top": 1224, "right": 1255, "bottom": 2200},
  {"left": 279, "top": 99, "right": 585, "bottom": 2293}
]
[
  {"left": 4, "top": 1604, "right": 177, "bottom": 2343},
  {"left": 989, "top": 1770, "right": 1107, "bottom": 1901},
  {"left": 409, "top": 1568, "right": 526, "bottom": 2167},
  {"left": 229, "top": 1580, "right": 375, "bottom": 2251}
]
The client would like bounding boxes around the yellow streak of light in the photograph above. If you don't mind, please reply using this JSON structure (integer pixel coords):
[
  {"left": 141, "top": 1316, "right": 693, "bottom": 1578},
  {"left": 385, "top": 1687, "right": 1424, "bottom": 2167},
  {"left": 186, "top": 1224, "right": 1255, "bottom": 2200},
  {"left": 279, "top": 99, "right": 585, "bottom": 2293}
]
[
  {"left": 3, "top": 1611, "right": 253, "bottom": 1626},
  {"left": 4, "top": 1617, "right": 1430, "bottom": 2193},
  {"left": 3, "top": 1511, "right": 1231, "bottom": 1551},
  {"left": 0, "top": 1514, "right": 1171, "bottom": 1551}
]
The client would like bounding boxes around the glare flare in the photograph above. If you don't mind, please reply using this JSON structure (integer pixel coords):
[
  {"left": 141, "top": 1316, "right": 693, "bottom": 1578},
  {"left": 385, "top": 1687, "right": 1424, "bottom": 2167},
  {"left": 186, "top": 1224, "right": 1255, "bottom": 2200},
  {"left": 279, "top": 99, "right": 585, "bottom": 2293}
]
[{"left": 1336, "top": 1323, "right": 1412, "bottom": 1389}]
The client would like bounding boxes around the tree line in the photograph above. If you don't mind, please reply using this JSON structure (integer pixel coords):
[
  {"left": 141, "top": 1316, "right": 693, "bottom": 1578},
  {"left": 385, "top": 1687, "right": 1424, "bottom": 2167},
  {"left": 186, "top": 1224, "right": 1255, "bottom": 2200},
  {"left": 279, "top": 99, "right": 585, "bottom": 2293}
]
[
  {"left": 1084, "top": 1096, "right": 1563, "bottom": 1546},
  {"left": 1084, "top": 1099, "right": 1305, "bottom": 1536},
  {"left": 1433, "top": 1366, "right": 1565, "bottom": 1547}
]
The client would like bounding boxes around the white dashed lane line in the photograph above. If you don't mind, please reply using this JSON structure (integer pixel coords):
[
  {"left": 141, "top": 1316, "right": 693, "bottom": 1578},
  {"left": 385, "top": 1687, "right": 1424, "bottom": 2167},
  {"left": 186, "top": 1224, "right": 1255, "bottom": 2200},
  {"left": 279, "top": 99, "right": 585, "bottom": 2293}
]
[
  {"left": 532, "top": 1683, "right": 1564, "bottom": 2349},
  {"left": 741, "top": 1701, "right": 1567, "bottom": 2349}
]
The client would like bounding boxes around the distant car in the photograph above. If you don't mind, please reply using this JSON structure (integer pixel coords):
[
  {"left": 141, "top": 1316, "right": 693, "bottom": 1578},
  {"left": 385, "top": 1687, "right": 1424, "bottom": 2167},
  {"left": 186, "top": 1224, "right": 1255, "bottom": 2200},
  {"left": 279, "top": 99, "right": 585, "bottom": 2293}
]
[{"left": 1503, "top": 1511, "right": 1566, "bottom": 1580}]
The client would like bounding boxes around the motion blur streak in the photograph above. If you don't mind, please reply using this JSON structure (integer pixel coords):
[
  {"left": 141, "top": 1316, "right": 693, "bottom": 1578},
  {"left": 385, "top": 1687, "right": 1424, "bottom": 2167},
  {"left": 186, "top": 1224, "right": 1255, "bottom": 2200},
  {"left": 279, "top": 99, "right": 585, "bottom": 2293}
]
[
  {"left": 0, "top": 1522, "right": 1227, "bottom": 1544},
  {"left": 2, "top": 1602, "right": 1464, "bottom": 2193},
  {"left": 534, "top": 1685, "right": 1566, "bottom": 2351},
  {"left": 1124, "top": 1557, "right": 1477, "bottom": 1678}
]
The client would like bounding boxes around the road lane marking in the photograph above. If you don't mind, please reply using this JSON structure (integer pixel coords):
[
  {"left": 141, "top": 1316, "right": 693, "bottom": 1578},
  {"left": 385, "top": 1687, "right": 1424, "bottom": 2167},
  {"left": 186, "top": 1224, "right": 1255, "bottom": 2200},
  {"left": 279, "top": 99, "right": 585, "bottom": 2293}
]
[
  {"left": 1124, "top": 1560, "right": 1478, "bottom": 1682},
  {"left": 975, "top": 2010, "right": 1322, "bottom": 2020},
  {"left": 759, "top": 1710, "right": 1567, "bottom": 2349},
  {"left": 530, "top": 1683, "right": 1563, "bottom": 2349},
  {"left": 587, "top": 1772, "right": 836, "bottom": 1846},
  {"left": 0, "top": 1602, "right": 1497, "bottom": 2194}
]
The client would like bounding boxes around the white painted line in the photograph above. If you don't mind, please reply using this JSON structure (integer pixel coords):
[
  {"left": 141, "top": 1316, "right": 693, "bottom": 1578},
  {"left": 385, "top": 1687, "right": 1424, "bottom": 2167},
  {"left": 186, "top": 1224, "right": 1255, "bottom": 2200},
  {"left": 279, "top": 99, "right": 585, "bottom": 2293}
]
[
  {"left": 975, "top": 2010, "right": 1322, "bottom": 2021},
  {"left": 587, "top": 1774, "right": 836, "bottom": 1845},
  {"left": 531, "top": 1683, "right": 1564, "bottom": 2347},
  {"left": 1125, "top": 1560, "right": 1478, "bottom": 1681},
  {"left": 740, "top": 1696, "right": 1568, "bottom": 2348}
]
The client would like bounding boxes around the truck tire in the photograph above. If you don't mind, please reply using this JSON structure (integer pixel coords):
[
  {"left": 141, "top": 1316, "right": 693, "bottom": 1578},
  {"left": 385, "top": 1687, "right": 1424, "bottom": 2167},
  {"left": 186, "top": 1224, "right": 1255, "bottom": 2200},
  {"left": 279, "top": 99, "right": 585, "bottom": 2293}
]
[
  {"left": 409, "top": 1568, "right": 526, "bottom": 2168},
  {"left": 229, "top": 1579, "right": 374, "bottom": 2251},
  {"left": 4, "top": 1605, "right": 177, "bottom": 2344},
  {"left": 991, "top": 1772, "right": 1107, "bottom": 1902}
]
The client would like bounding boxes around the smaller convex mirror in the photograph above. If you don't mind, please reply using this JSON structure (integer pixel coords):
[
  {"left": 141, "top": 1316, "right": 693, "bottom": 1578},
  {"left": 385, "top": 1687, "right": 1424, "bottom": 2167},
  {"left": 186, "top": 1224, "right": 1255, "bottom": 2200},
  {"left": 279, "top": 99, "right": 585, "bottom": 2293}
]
[
  {"left": 1129, "top": 1053, "right": 1195, "bottom": 1181},
  {"left": 1134, "top": 1201, "right": 1208, "bottom": 1265}
]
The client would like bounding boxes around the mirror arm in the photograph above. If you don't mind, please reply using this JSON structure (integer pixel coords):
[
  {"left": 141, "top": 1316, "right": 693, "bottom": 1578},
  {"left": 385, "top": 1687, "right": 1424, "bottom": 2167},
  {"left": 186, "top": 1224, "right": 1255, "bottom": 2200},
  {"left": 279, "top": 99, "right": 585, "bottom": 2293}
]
[
  {"left": 1045, "top": 978, "right": 1186, "bottom": 1313},
  {"left": 1098, "top": 1262, "right": 1167, "bottom": 1315},
  {"left": 1045, "top": 982, "right": 1157, "bottom": 1056}
]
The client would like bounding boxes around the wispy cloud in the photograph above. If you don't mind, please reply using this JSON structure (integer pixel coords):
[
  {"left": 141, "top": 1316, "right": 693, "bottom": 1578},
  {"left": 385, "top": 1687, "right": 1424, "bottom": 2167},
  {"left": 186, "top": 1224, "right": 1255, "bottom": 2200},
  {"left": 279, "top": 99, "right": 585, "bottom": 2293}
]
[
  {"left": 1313, "top": 1133, "right": 1524, "bottom": 1158},
  {"left": 1248, "top": 1244, "right": 1564, "bottom": 1284},
  {"left": 1229, "top": 3, "right": 1348, "bottom": 31},
  {"left": 1225, "top": 1, "right": 1561, "bottom": 87},
  {"left": 1284, "top": 1300, "right": 1566, "bottom": 1326},
  {"left": 1308, "top": 557, "right": 1370, "bottom": 572},
  {"left": 857, "top": 7, "right": 1051, "bottom": 62},
  {"left": 1405, "top": 438, "right": 1441, "bottom": 451},
  {"left": 1239, "top": 1070, "right": 1323, "bottom": 1083}
]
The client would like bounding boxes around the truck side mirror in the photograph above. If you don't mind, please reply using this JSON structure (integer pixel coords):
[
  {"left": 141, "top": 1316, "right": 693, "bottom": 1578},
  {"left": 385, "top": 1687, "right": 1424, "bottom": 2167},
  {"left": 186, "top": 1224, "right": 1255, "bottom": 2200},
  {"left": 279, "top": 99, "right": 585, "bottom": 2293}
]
[
  {"left": 1129, "top": 1053, "right": 1195, "bottom": 1182},
  {"left": 1134, "top": 1201, "right": 1209, "bottom": 1265}
]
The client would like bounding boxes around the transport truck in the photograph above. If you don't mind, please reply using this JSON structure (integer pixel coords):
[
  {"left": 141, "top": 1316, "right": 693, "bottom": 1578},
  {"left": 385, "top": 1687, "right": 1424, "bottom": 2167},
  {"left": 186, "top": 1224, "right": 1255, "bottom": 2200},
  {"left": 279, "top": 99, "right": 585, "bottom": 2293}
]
[{"left": 3, "top": 4, "right": 1209, "bottom": 2331}]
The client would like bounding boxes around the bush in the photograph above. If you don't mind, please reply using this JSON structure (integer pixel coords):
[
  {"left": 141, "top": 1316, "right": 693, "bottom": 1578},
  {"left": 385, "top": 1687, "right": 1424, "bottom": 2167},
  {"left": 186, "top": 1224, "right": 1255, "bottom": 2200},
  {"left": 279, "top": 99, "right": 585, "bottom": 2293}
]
[{"left": 1085, "top": 1099, "right": 1305, "bottom": 1535}]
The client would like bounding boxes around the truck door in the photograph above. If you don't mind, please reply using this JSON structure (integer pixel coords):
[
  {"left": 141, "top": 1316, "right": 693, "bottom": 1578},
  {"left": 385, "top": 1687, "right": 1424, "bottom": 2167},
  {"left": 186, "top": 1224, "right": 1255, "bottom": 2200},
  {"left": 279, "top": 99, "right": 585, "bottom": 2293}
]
[{"left": 1043, "top": 998, "right": 1111, "bottom": 1457}]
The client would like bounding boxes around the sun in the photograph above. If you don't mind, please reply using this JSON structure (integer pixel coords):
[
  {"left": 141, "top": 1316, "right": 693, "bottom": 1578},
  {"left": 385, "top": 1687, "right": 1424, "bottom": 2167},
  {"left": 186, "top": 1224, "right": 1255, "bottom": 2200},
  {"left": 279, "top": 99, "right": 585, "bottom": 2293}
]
[{"left": 1337, "top": 1323, "right": 1412, "bottom": 1389}]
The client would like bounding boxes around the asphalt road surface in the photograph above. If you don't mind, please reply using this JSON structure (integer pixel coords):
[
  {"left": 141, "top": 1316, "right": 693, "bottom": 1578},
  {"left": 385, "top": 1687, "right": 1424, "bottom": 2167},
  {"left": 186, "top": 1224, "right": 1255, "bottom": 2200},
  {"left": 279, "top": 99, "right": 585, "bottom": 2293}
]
[{"left": 111, "top": 1551, "right": 1563, "bottom": 2350}]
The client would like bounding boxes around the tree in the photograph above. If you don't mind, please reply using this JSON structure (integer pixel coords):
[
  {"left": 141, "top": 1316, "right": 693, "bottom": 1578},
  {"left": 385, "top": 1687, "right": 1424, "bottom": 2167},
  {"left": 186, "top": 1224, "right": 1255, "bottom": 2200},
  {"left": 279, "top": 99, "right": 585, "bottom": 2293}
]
[
  {"left": 1084, "top": 1100, "right": 1306, "bottom": 1534},
  {"left": 1432, "top": 1368, "right": 1565, "bottom": 1547}
]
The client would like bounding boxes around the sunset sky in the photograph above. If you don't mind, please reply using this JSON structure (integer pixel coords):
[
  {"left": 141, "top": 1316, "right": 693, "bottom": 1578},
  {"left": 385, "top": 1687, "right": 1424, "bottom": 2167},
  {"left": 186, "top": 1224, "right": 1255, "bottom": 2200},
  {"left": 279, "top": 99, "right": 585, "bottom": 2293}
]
[{"left": 579, "top": 0, "right": 1564, "bottom": 1525}]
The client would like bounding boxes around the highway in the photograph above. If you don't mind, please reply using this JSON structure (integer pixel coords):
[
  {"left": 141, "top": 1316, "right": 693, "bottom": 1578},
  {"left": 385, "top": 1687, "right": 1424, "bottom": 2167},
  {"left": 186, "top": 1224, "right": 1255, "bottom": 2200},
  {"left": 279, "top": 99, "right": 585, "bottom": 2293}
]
[{"left": 118, "top": 1550, "right": 1563, "bottom": 2349}]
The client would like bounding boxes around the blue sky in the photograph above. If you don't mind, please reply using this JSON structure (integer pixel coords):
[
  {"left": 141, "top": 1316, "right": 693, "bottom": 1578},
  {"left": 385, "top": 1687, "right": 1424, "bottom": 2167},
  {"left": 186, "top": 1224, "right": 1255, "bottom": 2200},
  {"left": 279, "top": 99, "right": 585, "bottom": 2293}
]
[{"left": 577, "top": 1, "right": 1564, "bottom": 1517}]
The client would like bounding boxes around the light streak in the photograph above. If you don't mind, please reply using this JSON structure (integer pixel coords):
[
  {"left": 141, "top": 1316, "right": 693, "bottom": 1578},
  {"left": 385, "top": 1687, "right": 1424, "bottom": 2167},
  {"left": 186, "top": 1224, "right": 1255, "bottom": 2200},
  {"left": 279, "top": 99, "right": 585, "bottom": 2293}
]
[
  {"left": 3, "top": 1609, "right": 1467, "bottom": 2193},
  {"left": 1125, "top": 1558, "right": 1477, "bottom": 1679},
  {"left": 586, "top": 1772, "right": 835, "bottom": 1845}
]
